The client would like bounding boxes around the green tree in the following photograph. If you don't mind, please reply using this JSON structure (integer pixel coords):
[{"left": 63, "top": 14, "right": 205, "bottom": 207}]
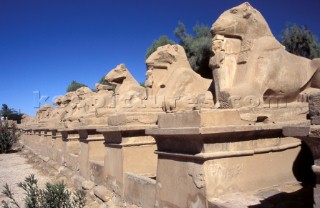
[
  {"left": 146, "top": 35, "right": 175, "bottom": 59},
  {"left": 281, "top": 24, "right": 320, "bottom": 59},
  {"left": 1, "top": 104, "right": 12, "bottom": 118},
  {"left": 66, "top": 80, "right": 87, "bottom": 92},
  {"left": 0, "top": 121, "right": 18, "bottom": 153},
  {"left": 98, "top": 76, "right": 109, "bottom": 85},
  {"left": 0, "top": 104, "right": 23, "bottom": 123},
  {"left": 174, "top": 22, "right": 213, "bottom": 78},
  {"left": 96, "top": 76, "right": 115, "bottom": 91}
]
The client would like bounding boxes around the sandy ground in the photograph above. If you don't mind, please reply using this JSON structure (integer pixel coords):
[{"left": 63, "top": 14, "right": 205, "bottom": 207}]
[{"left": 0, "top": 152, "right": 51, "bottom": 207}]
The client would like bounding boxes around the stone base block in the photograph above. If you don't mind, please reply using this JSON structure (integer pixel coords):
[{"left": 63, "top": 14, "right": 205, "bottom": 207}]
[{"left": 124, "top": 172, "right": 156, "bottom": 208}]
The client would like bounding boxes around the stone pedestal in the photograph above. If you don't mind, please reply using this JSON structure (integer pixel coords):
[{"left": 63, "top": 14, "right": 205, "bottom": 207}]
[
  {"left": 98, "top": 125, "right": 157, "bottom": 197},
  {"left": 283, "top": 125, "right": 320, "bottom": 208},
  {"left": 22, "top": 129, "right": 31, "bottom": 147},
  {"left": 39, "top": 130, "right": 47, "bottom": 156},
  {"left": 19, "top": 129, "right": 27, "bottom": 145},
  {"left": 146, "top": 112, "right": 303, "bottom": 208},
  {"left": 77, "top": 127, "right": 105, "bottom": 183},
  {"left": 59, "top": 130, "right": 81, "bottom": 171},
  {"left": 50, "top": 130, "right": 62, "bottom": 161},
  {"left": 44, "top": 130, "right": 53, "bottom": 158},
  {"left": 32, "top": 130, "right": 41, "bottom": 154}
]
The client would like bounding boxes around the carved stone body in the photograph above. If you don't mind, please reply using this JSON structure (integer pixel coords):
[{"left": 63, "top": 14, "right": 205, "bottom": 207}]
[
  {"left": 210, "top": 2, "right": 320, "bottom": 108},
  {"left": 146, "top": 44, "right": 214, "bottom": 112}
]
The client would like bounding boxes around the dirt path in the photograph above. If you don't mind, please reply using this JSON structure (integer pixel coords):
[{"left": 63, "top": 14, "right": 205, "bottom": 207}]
[{"left": 0, "top": 152, "right": 51, "bottom": 207}]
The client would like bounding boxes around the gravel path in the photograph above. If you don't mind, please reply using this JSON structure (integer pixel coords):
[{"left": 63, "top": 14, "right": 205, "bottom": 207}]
[{"left": 0, "top": 152, "right": 51, "bottom": 207}]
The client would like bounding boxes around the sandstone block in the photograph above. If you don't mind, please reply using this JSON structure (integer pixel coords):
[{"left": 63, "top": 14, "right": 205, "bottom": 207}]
[
  {"left": 93, "top": 185, "right": 113, "bottom": 202},
  {"left": 82, "top": 180, "right": 96, "bottom": 190}
]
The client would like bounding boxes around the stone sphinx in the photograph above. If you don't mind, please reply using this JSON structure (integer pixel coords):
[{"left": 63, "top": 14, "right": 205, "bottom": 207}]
[
  {"left": 210, "top": 2, "right": 320, "bottom": 108},
  {"left": 96, "top": 64, "right": 146, "bottom": 116},
  {"left": 105, "top": 63, "right": 146, "bottom": 105},
  {"left": 43, "top": 92, "right": 79, "bottom": 129},
  {"left": 34, "top": 104, "right": 54, "bottom": 128},
  {"left": 61, "top": 64, "right": 144, "bottom": 128},
  {"left": 106, "top": 45, "right": 214, "bottom": 126},
  {"left": 145, "top": 44, "right": 214, "bottom": 112},
  {"left": 75, "top": 83, "right": 114, "bottom": 127},
  {"left": 62, "top": 87, "right": 95, "bottom": 128},
  {"left": 21, "top": 114, "right": 35, "bottom": 127}
]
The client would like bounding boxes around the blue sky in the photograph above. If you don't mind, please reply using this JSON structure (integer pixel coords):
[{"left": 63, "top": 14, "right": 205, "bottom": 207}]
[{"left": 1, "top": 0, "right": 319, "bottom": 116}]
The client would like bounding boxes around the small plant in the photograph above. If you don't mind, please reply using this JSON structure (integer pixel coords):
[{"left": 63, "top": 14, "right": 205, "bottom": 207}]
[
  {"left": 0, "top": 121, "right": 18, "bottom": 153},
  {"left": 1, "top": 174, "right": 86, "bottom": 208}
]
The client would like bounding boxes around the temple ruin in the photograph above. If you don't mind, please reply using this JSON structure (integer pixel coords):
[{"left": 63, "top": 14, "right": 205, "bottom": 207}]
[{"left": 19, "top": 2, "right": 320, "bottom": 207}]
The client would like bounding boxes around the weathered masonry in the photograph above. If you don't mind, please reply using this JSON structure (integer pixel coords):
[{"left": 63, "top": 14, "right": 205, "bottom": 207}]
[{"left": 19, "top": 2, "right": 320, "bottom": 208}]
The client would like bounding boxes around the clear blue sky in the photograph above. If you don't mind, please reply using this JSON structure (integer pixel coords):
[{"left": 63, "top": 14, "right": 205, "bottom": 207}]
[{"left": 1, "top": 0, "right": 319, "bottom": 116}]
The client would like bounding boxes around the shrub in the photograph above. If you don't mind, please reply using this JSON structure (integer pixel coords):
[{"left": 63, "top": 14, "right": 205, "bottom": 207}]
[
  {"left": 281, "top": 24, "right": 320, "bottom": 59},
  {"left": 66, "top": 80, "right": 88, "bottom": 93},
  {"left": 0, "top": 121, "right": 18, "bottom": 154},
  {"left": 1, "top": 174, "right": 86, "bottom": 208},
  {"left": 145, "top": 35, "right": 175, "bottom": 59}
]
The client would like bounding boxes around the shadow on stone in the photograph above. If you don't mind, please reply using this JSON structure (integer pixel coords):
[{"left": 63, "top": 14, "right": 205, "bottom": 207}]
[
  {"left": 249, "top": 185, "right": 314, "bottom": 208},
  {"left": 249, "top": 141, "right": 315, "bottom": 208}
]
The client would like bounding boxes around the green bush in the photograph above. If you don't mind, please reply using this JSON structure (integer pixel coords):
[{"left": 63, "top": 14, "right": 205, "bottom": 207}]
[
  {"left": 1, "top": 174, "right": 86, "bottom": 208},
  {"left": 281, "top": 24, "right": 320, "bottom": 59},
  {"left": 145, "top": 35, "right": 175, "bottom": 59},
  {"left": 66, "top": 80, "right": 88, "bottom": 93},
  {"left": 0, "top": 121, "right": 18, "bottom": 153}
]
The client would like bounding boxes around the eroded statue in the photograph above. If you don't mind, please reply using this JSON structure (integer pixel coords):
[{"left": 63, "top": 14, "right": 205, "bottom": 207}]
[
  {"left": 97, "top": 64, "right": 146, "bottom": 113},
  {"left": 146, "top": 44, "right": 214, "bottom": 112},
  {"left": 62, "top": 87, "right": 95, "bottom": 128},
  {"left": 210, "top": 2, "right": 320, "bottom": 108},
  {"left": 34, "top": 104, "right": 54, "bottom": 126}
]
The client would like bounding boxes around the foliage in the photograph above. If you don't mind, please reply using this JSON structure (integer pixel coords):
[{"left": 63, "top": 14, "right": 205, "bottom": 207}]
[
  {"left": 98, "top": 76, "right": 109, "bottom": 85},
  {"left": 0, "top": 121, "right": 18, "bottom": 154},
  {"left": 281, "top": 24, "right": 320, "bottom": 59},
  {"left": 96, "top": 76, "right": 115, "bottom": 92},
  {"left": 0, "top": 104, "right": 23, "bottom": 124},
  {"left": 66, "top": 80, "right": 88, "bottom": 93},
  {"left": 174, "top": 22, "right": 213, "bottom": 78},
  {"left": 1, "top": 174, "right": 86, "bottom": 208},
  {"left": 1, "top": 104, "right": 12, "bottom": 118},
  {"left": 145, "top": 35, "right": 175, "bottom": 59}
]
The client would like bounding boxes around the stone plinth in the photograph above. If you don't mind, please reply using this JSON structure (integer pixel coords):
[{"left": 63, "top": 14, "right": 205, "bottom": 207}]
[
  {"left": 39, "top": 130, "right": 48, "bottom": 156},
  {"left": 98, "top": 125, "right": 157, "bottom": 197},
  {"left": 76, "top": 127, "right": 105, "bottom": 182},
  {"left": 283, "top": 125, "right": 320, "bottom": 207},
  {"left": 32, "top": 129, "right": 41, "bottom": 154},
  {"left": 22, "top": 129, "right": 32, "bottom": 148},
  {"left": 124, "top": 172, "right": 156, "bottom": 208},
  {"left": 146, "top": 112, "right": 302, "bottom": 208},
  {"left": 44, "top": 130, "right": 53, "bottom": 159},
  {"left": 59, "top": 129, "right": 81, "bottom": 171},
  {"left": 50, "top": 130, "right": 63, "bottom": 162}
]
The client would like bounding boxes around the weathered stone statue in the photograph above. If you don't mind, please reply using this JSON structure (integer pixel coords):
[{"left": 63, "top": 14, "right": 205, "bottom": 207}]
[
  {"left": 62, "top": 87, "right": 95, "bottom": 128},
  {"left": 145, "top": 44, "right": 214, "bottom": 112},
  {"left": 76, "top": 83, "right": 114, "bottom": 127},
  {"left": 210, "top": 2, "right": 320, "bottom": 108},
  {"left": 35, "top": 104, "right": 53, "bottom": 122},
  {"left": 105, "top": 63, "right": 146, "bottom": 105},
  {"left": 96, "top": 64, "right": 146, "bottom": 116},
  {"left": 21, "top": 114, "right": 35, "bottom": 126}
]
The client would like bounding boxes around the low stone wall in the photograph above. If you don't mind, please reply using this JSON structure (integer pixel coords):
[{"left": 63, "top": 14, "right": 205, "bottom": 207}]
[{"left": 19, "top": 116, "right": 313, "bottom": 208}]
